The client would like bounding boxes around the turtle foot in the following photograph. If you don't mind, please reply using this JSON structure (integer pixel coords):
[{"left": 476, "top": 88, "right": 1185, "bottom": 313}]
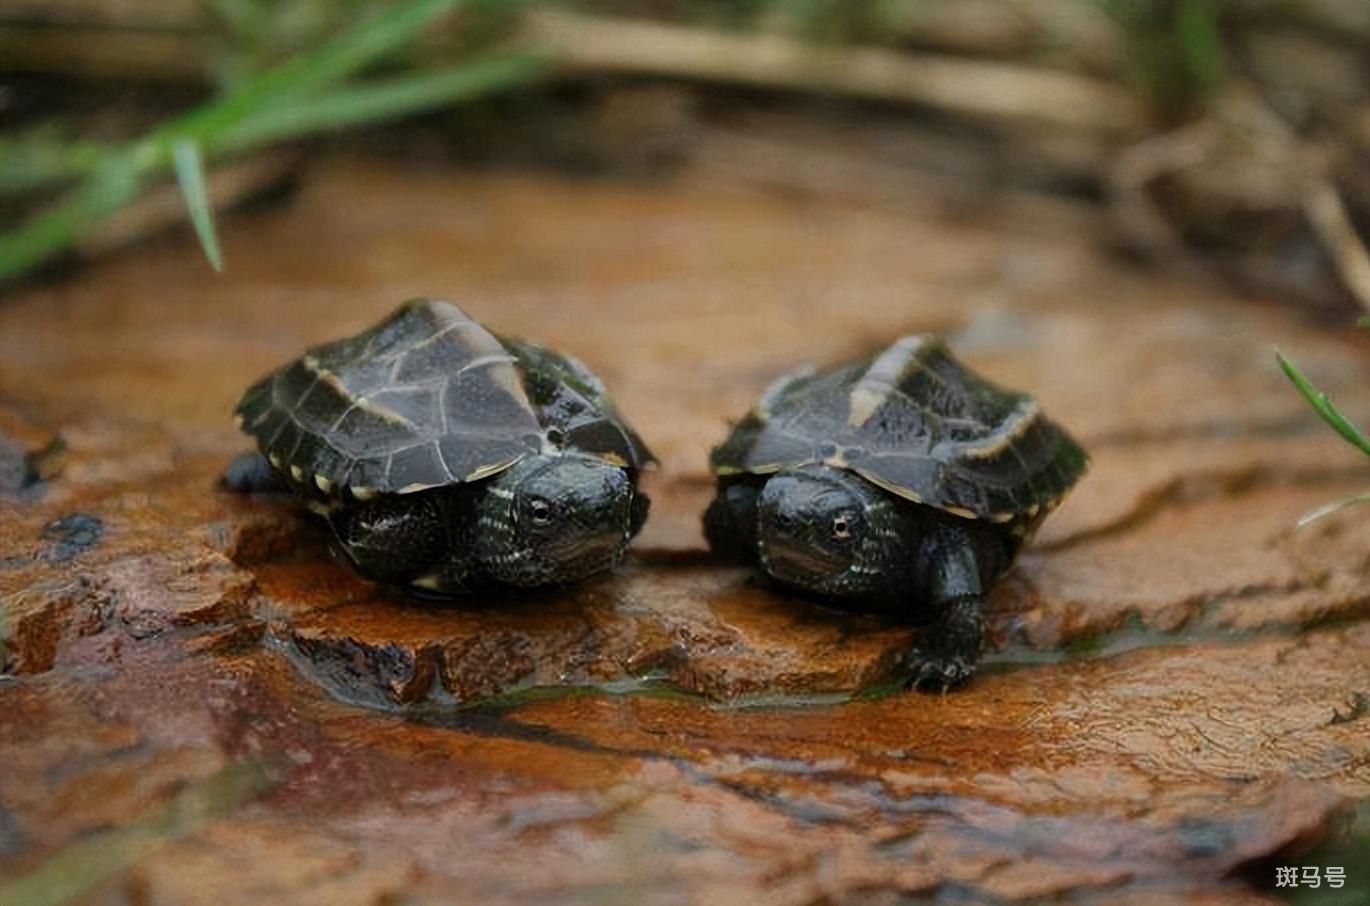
[{"left": 903, "top": 650, "right": 975, "bottom": 693}]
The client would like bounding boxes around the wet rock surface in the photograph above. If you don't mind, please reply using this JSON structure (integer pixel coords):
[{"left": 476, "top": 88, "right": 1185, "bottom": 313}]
[{"left": 3, "top": 157, "right": 1370, "bottom": 904}]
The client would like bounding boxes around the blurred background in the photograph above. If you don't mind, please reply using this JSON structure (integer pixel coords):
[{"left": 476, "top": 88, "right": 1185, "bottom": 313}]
[{"left": 1, "top": 0, "right": 1368, "bottom": 313}]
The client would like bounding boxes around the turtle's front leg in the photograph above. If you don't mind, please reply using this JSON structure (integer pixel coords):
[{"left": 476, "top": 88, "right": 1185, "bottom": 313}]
[
  {"left": 903, "top": 520, "right": 1005, "bottom": 692},
  {"left": 907, "top": 594, "right": 984, "bottom": 691},
  {"left": 330, "top": 493, "right": 462, "bottom": 591},
  {"left": 219, "top": 452, "right": 292, "bottom": 494}
]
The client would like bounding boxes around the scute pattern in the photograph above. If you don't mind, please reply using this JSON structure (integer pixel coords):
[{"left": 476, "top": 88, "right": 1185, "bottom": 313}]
[
  {"left": 235, "top": 299, "right": 653, "bottom": 496},
  {"left": 710, "top": 334, "right": 1087, "bottom": 521},
  {"left": 236, "top": 300, "right": 543, "bottom": 495},
  {"left": 503, "top": 338, "right": 656, "bottom": 473}
]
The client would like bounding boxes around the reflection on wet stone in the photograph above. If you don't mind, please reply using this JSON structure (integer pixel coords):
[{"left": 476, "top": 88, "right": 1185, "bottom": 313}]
[
  {"left": 2, "top": 162, "right": 1370, "bottom": 905},
  {"left": 39, "top": 514, "right": 104, "bottom": 564}
]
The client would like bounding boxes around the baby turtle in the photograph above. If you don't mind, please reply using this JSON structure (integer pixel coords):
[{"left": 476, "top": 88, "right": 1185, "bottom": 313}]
[
  {"left": 704, "top": 335, "right": 1087, "bottom": 690},
  {"left": 223, "top": 299, "right": 654, "bottom": 593}
]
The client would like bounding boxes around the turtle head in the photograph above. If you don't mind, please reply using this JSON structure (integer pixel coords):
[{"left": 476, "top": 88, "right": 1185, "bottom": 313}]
[
  {"left": 477, "top": 452, "right": 636, "bottom": 586},
  {"left": 756, "top": 465, "right": 908, "bottom": 599}
]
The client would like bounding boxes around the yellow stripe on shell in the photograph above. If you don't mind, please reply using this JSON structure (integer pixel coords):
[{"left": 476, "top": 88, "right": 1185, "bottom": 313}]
[
  {"left": 464, "top": 455, "right": 525, "bottom": 483},
  {"left": 847, "top": 335, "right": 930, "bottom": 429},
  {"left": 955, "top": 398, "right": 1042, "bottom": 461},
  {"left": 854, "top": 468, "right": 925, "bottom": 505},
  {"left": 304, "top": 355, "right": 418, "bottom": 432},
  {"left": 755, "top": 366, "right": 815, "bottom": 421}
]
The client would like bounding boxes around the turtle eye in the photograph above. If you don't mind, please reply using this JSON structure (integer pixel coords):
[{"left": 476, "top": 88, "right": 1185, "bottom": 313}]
[
  {"left": 528, "top": 497, "right": 554, "bottom": 525},
  {"left": 831, "top": 513, "right": 854, "bottom": 540}
]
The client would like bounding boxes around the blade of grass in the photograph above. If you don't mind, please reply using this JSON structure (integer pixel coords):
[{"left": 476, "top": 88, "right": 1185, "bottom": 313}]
[
  {"left": 150, "top": 0, "right": 468, "bottom": 150},
  {"left": 220, "top": 53, "right": 544, "bottom": 152},
  {"left": 1175, "top": 0, "right": 1224, "bottom": 98},
  {"left": 1275, "top": 350, "right": 1370, "bottom": 458},
  {"left": 0, "top": 130, "right": 111, "bottom": 195},
  {"left": 0, "top": 0, "right": 482, "bottom": 283},
  {"left": 0, "top": 153, "right": 147, "bottom": 282},
  {"left": 1297, "top": 493, "right": 1370, "bottom": 528},
  {"left": 172, "top": 140, "right": 224, "bottom": 271}
]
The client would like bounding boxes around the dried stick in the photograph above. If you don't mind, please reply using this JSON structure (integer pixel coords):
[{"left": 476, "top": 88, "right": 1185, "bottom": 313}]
[
  {"left": 1304, "top": 179, "right": 1370, "bottom": 313},
  {"left": 519, "top": 9, "right": 1146, "bottom": 137}
]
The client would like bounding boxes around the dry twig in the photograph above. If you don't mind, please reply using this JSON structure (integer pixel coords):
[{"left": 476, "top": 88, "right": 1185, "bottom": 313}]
[{"left": 520, "top": 9, "right": 1146, "bottom": 137}]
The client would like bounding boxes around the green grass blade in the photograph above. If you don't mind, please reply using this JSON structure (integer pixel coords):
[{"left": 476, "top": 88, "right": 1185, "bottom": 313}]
[
  {"left": 1175, "top": 0, "right": 1224, "bottom": 97},
  {"left": 1276, "top": 349, "right": 1370, "bottom": 458},
  {"left": 1297, "top": 492, "right": 1370, "bottom": 528},
  {"left": 0, "top": 0, "right": 474, "bottom": 282},
  {"left": 0, "top": 130, "right": 110, "bottom": 195},
  {"left": 172, "top": 140, "right": 224, "bottom": 272},
  {"left": 0, "top": 154, "right": 147, "bottom": 283},
  {"left": 220, "top": 53, "right": 544, "bottom": 152},
  {"left": 152, "top": 0, "right": 468, "bottom": 149}
]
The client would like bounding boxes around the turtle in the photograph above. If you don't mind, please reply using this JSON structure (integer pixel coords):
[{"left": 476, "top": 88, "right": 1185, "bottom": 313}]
[
  {"left": 703, "top": 334, "right": 1087, "bottom": 690},
  {"left": 221, "top": 299, "right": 654, "bottom": 593}
]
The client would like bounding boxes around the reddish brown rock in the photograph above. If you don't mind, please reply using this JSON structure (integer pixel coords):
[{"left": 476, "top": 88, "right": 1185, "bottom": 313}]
[{"left": 2, "top": 156, "right": 1369, "bottom": 905}]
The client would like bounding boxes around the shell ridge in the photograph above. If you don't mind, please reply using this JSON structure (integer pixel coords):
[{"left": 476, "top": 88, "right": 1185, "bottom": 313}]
[{"left": 433, "top": 440, "right": 456, "bottom": 482}]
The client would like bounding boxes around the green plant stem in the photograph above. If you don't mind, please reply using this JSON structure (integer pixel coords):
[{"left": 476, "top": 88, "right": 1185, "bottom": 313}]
[
  {"left": 1297, "top": 493, "right": 1370, "bottom": 528},
  {"left": 0, "top": 154, "right": 148, "bottom": 282},
  {"left": 149, "top": 0, "right": 468, "bottom": 150},
  {"left": 0, "top": 136, "right": 112, "bottom": 195},
  {"left": 0, "top": 0, "right": 499, "bottom": 282},
  {"left": 220, "top": 53, "right": 544, "bottom": 151}
]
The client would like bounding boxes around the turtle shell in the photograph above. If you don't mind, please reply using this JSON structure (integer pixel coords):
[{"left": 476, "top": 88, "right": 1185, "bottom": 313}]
[
  {"left": 710, "top": 335, "right": 1087, "bottom": 523},
  {"left": 235, "top": 299, "right": 653, "bottom": 498},
  {"left": 501, "top": 337, "right": 655, "bottom": 476}
]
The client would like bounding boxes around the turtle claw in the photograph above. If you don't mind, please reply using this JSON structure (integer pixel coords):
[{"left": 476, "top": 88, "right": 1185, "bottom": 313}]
[{"left": 903, "top": 651, "right": 974, "bottom": 692}]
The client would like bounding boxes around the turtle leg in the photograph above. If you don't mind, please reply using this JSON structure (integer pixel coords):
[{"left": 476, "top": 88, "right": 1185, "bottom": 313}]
[
  {"left": 330, "top": 494, "right": 457, "bottom": 589},
  {"left": 219, "top": 452, "right": 291, "bottom": 494},
  {"left": 904, "top": 520, "right": 1008, "bottom": 692},
  {"left": 703, "top": 478, "right": 764, "bottom": 562}
]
